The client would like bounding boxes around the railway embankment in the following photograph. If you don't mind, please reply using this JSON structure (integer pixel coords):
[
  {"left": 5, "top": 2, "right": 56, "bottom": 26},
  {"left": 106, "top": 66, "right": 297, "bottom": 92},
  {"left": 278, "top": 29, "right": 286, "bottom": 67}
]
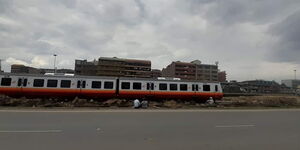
[{"left": 0, "top": 94, "right": 300, "bottom": 108}]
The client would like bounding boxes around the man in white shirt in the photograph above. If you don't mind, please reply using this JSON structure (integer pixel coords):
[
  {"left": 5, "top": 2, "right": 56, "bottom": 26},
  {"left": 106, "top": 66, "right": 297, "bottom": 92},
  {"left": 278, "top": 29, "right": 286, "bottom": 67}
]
[{"left": 133, "top": 99, "right": 140, "bottom": 109}]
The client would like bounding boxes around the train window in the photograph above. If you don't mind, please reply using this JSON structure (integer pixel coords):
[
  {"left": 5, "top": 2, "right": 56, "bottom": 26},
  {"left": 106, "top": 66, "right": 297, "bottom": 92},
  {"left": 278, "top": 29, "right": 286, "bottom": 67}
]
[
  {"left": 92, "top": 81, "right": 101, "bottom": 89},
  {"left": 203, "top": 85, "right": 210, "bottom": 91},
  {"left": 170, "top": 84, "right": 178, "bottom": 91},
  {"left": 61, "top": 80, "right": 71, "bottom": 88},
  {"left": 47, "top": 80, "right": 58, "bottom": 88},
  {"left": 104, "top": 81, "right": 113, "bottom": 89},
  {"left": 1, "top": 78, "right": 12, "bottom": 86},
  {"left": 121, "top": 82, "right": 130, "bottom": 89},
  {"left": 159, "top": 83, "right": 167, "bottom": 90},
  {"left": 133, "top": 82, "right": 142, "bottom": 90},
  {"left": 180, "top": 84, "right": 188, "bottom": 91},
  {"left": 33, "top": 79, "right": 44, "bottom": 87},
  {"left": 215, "top": 85, "right": 218, "bottom": 92}
]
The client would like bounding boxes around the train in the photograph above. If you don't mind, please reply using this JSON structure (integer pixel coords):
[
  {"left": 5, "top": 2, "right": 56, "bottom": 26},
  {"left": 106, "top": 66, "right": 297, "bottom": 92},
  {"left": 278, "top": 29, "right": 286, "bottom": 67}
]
[{"left": 0, "top": 73, "right": 223, "bottom": 101}]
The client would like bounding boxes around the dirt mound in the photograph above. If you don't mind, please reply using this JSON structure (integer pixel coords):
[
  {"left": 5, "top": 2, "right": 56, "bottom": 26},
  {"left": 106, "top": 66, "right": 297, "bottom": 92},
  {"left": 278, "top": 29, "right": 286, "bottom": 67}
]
[
  {"left": 1, "top": 94, "right": 300, "bottom": 108},
  {"left": 221, "top": 96, "right": 300, "bottom": 107}
]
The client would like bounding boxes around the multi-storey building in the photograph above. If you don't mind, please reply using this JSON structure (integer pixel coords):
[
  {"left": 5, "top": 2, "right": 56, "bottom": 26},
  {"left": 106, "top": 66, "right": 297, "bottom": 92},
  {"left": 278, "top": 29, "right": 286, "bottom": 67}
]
[
  {"left": 282, "top": 79, "right": 300, "bottom": 89},
  {"left": 74, "top": 59, "right": 98, "bottom": 76},
  {"left": 162, "top": 60, "right": 218, "bottom": 81},
  {"left": 11, "top": 64, "right": 74, "bottom": 74},
  {"left": 75, "top": 57, "right": 152, "bottom": 78},
  {"left": 96, "top": 57, "right": 151, "bottom": 78},
  {"left": 150, "top": 69, "right": 162, "bottom": 78},
  {"left": 218, "top": 71, "right": 227, "bottom": 82}
]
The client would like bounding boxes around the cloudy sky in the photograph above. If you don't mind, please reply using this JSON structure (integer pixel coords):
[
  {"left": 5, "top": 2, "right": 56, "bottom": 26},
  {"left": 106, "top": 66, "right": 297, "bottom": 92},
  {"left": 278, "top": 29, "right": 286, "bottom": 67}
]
[{"left": 1, "top": 0, "right": 300, "bottom": 82}]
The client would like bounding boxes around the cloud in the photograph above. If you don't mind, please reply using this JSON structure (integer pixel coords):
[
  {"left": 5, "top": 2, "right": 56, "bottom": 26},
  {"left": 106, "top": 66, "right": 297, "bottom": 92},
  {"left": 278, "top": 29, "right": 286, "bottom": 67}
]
[
  {"left": 0, "top": 0, "right": 300, "bottom": 81},
  {"left": 268, "top": 10, "right": 300, "bottom": 63}
]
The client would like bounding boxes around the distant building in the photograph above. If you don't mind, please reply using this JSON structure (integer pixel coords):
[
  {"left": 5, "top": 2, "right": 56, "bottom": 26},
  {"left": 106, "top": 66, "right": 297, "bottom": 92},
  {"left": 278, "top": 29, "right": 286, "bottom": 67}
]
[
  {"left": 11, "top": 64, "right": 42, "bottom": 74},
  {"left": 74, "top": 59, "right": 98, "bottom": 76},
  {"left": 11, "top": 64, "right": 74, "bottom": 74},
  {"left": 218, "top": 71, "right": 227, "bottom": 82},
  {"left": 282, "top": 80, "right": 300, "bottom": 89},
  {"left": 150, "top": 69, "right": 162, "bottom": 78},
  {"left": 240, "top": 80, "right": 281, "bottom": 93},
  {"left": 222, "top": 80, "right": 291, "bottom": 94},
  {"left": 97, "top": 57, "right": 151, "bottom": 78},
  {"left": 162, "top": 60, "right": 218, "bottom": 81},
  {"left": 74, "top": 57, "right": 152, "bottom": 78}
]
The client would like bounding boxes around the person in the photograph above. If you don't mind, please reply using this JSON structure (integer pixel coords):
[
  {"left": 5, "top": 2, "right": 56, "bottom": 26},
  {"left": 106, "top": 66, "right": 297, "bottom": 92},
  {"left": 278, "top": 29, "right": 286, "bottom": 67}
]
[
  {"left": 141, "top": 99, "right": 148, "bottom": 109},
  {"left": 207, "top": 97, "right": 214, "bottom": 105},
  {"left": 133, "top": 99, "right": 140, "bottom": 109}
]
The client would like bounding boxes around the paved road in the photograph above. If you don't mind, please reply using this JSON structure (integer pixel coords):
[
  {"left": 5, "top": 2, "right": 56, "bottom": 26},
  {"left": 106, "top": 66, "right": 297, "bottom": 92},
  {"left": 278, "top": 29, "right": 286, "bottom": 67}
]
[{"left": 0, "top": 109, "right": 299, "bottom": 150}]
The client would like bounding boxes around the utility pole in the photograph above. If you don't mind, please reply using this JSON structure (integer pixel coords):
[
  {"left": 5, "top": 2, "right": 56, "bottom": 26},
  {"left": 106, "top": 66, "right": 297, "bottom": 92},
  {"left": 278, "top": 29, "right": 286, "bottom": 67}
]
[{"left": 53, "top": 54, "right": 57, "bottom": 74}]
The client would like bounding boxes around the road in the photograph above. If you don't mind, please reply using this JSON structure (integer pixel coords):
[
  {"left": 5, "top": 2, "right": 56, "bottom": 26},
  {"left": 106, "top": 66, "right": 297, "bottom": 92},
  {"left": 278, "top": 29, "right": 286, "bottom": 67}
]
[{"left": 0, "top": 109, "right": 299, "bottom": 150}]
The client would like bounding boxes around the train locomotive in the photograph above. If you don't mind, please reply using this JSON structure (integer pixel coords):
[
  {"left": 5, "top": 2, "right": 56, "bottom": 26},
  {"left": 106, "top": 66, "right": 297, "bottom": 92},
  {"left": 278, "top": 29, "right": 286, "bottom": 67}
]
[{"left": 0, "top": 73, "right": 223, "bottom": 101}]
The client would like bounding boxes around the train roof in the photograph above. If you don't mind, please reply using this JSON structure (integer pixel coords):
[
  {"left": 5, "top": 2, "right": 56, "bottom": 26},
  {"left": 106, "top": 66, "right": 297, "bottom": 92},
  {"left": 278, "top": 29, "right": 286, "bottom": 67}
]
[{"left": 0, "top": 73, "right": 220, "bottom": 83}]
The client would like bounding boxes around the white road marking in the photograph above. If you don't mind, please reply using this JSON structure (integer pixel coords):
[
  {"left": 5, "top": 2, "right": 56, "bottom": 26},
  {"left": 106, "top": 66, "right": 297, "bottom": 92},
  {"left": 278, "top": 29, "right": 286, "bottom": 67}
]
[
  {"left": 215, "top": 125, "right": 255, "bottom": 128},
  {"left": 0, "top": 130, "right": 62, "bottom": 133}
]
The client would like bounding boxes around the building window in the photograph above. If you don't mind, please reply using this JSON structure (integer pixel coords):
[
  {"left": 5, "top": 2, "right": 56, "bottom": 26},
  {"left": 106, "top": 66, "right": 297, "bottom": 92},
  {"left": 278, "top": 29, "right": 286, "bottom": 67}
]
[
  {"left": 104, "top": 81, "right": 114, "bottom": 89},
  {"left": 203, "top": 85, "right": 210, "bottom": 91},
  {"left": 133, "top": 82, "right": 142, "bottom": 90},
  {"left": 92, "top": 81, "right": 101, "bottom": 89},
  {"left": 121, "top": 82, "right": 130, "bottom": 89},
  {"left": 61, "top": 80, "right": 71, "bottom": 88},
  {"left": 47, "top": 80, "right": 58, "bottom": 88},
  {"left": 33, "top": 79, "right": 44, "bottom": 87},
  {"left": 1, "top": 78, "right": 12, "bottom": 86},
  {"left": 180, "top": 84, "right": 188, "bottom": 91},
  {"left": 170, "top": 84, "right": 178, "bottom": 91},
  {"left": 159, "top": 83, "right": 167, "bottom": 90}
]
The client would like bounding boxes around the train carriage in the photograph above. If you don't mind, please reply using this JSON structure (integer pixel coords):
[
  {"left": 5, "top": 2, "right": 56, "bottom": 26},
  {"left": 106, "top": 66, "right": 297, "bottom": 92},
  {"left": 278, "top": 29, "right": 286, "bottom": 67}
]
[{"left": 0, "top": 73, "right": 223, "bottom": 101}]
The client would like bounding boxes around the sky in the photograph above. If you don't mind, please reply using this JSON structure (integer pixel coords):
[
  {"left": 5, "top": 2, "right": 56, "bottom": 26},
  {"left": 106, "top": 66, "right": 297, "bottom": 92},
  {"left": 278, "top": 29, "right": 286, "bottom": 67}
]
[{"left": 0, "top": 0, "right": 300, "bottom": 82}]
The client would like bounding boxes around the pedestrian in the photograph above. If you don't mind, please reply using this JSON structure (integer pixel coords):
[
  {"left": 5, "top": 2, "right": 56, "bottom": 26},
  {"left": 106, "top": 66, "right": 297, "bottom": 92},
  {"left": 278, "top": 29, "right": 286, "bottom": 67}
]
[
  {"left": 141, "top": 99, "right": 148, "bottom": 109},
  {"left": 133, "top": 99, "right": 140, "bottom": 109}
]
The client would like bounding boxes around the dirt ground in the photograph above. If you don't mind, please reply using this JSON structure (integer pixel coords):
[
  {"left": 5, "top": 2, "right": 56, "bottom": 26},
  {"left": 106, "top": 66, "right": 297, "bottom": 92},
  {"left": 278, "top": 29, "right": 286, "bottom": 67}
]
[{"left": 0, "top": 94, "right": 300, "bottom": 108}]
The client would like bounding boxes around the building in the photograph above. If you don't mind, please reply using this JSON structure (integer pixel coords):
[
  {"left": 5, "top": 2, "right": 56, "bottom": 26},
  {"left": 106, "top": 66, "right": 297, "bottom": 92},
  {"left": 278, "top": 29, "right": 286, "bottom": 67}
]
[
  {"left": 97, "top": 57, "right": 151, "bottom": 78},
  {"left": 11, "top": 64, "right": 42, "bottom": 74},
  {"left": 150, "top": 69, "right": 162, "bottom": 78},
  {"left": 75, "top": 57, "right": 152, "bottom": 78},
  {"left": 218, "top": 71, "right": 227, "bottom": 82},
  {"left": 282, "top": 80, "right": 300, "bottom": 89},
  {"left": 222, "top": 80, "right": 291, "bottom": 94},
  {"left": 240, "top": 80, "right": 281, "bottom": 93},
  {"left": 11, "top": 64, "right": 74, "bottom": 74},
  {"left": 161, "top": 60, "right": 218, "bottom": 81},
  {"left": 75, "top": 59, "right": 98, "bottom": 76}
]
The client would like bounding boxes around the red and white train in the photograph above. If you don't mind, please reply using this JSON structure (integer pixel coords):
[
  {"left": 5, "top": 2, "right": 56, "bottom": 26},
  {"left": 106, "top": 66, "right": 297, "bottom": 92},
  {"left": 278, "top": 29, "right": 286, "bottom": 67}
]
[{"left": 0, "top": 73, "right": 223, "bottom": 101}]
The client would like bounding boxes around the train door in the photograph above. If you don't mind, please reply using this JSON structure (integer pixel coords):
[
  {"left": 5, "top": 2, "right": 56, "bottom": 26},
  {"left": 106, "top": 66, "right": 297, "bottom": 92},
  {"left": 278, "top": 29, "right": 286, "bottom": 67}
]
[
  {"left": 17, "top": 77, "right": 28, "bottom": 94},
  {"left": 77, "top": 79, "right": 86, "bottom": 93},
  {"left": 146, "top": 82, "right": 154, "bottom": 96},
  {"left": 192, "top": 83, "right": 199, "bottom": 98}
]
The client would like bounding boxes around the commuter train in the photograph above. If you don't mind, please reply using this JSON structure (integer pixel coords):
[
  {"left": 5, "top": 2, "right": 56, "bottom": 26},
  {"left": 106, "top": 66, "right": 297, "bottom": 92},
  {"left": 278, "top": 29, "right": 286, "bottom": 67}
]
[{"left": 0, "top": 73, "right": 223, "bottom": 101}]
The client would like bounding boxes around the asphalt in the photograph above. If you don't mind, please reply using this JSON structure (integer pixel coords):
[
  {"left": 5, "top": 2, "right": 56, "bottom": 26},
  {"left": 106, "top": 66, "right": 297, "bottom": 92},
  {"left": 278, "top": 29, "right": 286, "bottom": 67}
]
[{"left": 0, "top": 109, "right": 299, "bottom": 150}]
